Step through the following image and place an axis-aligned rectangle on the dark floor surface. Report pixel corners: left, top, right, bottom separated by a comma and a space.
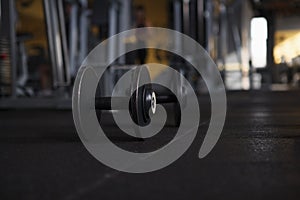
0, 91, 300, 200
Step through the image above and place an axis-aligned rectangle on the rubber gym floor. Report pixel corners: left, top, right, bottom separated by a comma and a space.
0, 91, 300, 200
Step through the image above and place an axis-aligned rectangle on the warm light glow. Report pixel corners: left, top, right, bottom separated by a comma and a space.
274, 32, 300, 64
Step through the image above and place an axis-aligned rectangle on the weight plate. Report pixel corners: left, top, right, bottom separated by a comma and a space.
130, 65, 152, 127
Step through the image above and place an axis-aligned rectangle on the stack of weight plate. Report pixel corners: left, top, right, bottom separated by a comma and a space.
0, 36, 11, 96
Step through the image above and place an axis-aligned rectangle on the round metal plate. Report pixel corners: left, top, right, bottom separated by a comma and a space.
130, 65, 152, 126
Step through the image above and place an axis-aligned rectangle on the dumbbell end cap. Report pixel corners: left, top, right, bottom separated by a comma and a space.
151, 92, 156, 115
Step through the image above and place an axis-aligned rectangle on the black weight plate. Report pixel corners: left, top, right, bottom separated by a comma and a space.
130, 65, 152, 126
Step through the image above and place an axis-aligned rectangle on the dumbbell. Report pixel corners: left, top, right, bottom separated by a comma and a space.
95, 65, 180, 126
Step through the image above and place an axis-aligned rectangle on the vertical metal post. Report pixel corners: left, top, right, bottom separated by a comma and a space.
228, 7, 242, 72
174, 0, 182, 55
183, 0, 190, 36
197, 0, 205, 46
219, 1, 228, 85
43, 0, 58, 86
106, 0, 119, 95
44, 0, 70, 87
190, 0, 197, 40
78, 0, 90, 68
118, 0, 131, 64
51, 0, 64, 86
57, 0, 70, 85
8, 0, 16, 98
0, 0, 2, 28
69, 3, 78, 77
108, 0, 118, 64
266, 13, 275, 84
204, 0, 212, 52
